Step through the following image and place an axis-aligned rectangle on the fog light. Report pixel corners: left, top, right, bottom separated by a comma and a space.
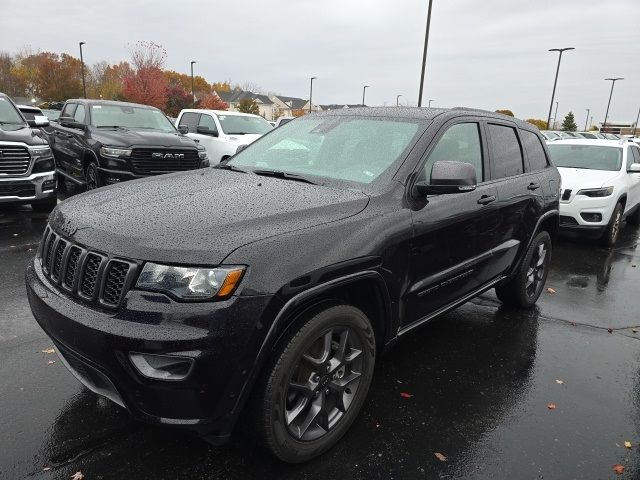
580, 212, 602, 222
129, 352, 194, 381
42, 179, 56, 191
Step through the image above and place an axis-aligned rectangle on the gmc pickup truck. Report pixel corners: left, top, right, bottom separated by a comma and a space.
50, 99, 208, 191
0, 93, 57, 211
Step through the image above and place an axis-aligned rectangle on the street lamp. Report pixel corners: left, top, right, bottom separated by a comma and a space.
79, 42, 87, 98
602, 77, 623, 132
584, 108, 590, 132
417, 0, 435, 107
396, 94, 402, 106
546, 47, 575, 129
309, 77, 317, 113
362, 85, 369, 107
428, 99, 434, 108
190, 61, 197, 107
553, 101, 559, 129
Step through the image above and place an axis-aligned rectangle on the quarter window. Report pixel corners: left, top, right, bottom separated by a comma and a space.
488, 124, 524, 179
521, 130, 548, 171
629, 146, 640, 167
424, 123, 484, 182
178, 112, 200, 133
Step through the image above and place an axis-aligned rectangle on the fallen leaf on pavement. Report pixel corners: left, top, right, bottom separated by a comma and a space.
41, 348, 55, 354
70, 472, 84, 480
547, 287, 556, 294
608, 328, 613, 334
555, 379, 564, 384
613, 464, 624, 474
434, 452, 447, 462
400, 392, 413, 399
624, 441, 632, 448
43, 467, 51, 471
633, 329, 638, 334
571, 322, 576, 326
547, 403, 556, 410
47, 360, 56, 365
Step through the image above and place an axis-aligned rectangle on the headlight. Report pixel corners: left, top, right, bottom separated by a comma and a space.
576, 186, 614, 197
100, 146, 132, 158
28, 146, 52, 158
135, 263, 245, 300
198, 149, 208, 160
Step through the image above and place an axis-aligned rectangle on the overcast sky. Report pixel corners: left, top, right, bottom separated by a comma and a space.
3, 0, 638, 124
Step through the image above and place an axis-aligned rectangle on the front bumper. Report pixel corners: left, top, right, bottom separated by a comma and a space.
25, 258, 279, 440
559, 195, 615, 235
0, 171, 56, 204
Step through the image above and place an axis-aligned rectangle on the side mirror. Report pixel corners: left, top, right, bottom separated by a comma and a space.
235, 144, 248, 154
413, 161, 477, 196
177, 125, 189, 134
196, 126, 218, 137
629, 163, 640, 173
60, 116, 85, 130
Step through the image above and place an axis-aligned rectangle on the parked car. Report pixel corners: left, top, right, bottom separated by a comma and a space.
176, 109, 272, 164
51, 99, 208, 192
18, 105, 57, 136
574, 132, 598, 139
275, 116, 295, 128
541, 130, 561, 141
26, 107, 560, 463
41, 109, 61, 122
548, 139, 640, 245
0, 93, 57, 211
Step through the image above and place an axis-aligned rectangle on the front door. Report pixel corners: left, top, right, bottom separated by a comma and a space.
404, 120, 500, 327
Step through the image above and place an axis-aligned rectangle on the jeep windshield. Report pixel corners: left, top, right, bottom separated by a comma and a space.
548, 144, 622, 171
91, 105, 177, 133
0, 97, 27, 129
228, 116, 421, 185
217, 114, 272, 135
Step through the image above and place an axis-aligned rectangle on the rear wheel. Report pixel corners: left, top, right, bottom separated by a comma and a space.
601, 203, 623, 247
251, 304, 376, 463
85, 161, 101, 191
495, 231, 552, 308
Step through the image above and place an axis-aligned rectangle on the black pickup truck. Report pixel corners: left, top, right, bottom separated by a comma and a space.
50, 99, 208, 191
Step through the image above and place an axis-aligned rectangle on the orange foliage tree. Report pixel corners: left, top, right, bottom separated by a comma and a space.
122, 41, 168, 108
198, 92, 228, 110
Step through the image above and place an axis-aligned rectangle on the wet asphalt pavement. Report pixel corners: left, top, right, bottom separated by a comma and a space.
1, 203, 640, 480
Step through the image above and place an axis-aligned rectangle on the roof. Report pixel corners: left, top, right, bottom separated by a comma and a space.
215, 90, 273, 105
66, 99, 160, 110
546, 139, 627, 147
275, 95, 308, 109
179, 109, 263, 119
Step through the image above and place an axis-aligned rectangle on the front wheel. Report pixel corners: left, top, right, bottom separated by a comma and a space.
251, 304, 376, 463
85, 162, 102, 191
601, 203, 623, 247
495, 231, 552, 308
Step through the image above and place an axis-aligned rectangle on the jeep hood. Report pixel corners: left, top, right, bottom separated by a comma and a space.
557, 167, 620, 191
50, 168, 369, 264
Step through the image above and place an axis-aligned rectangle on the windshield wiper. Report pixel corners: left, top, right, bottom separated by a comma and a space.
253, 169, 319, 185
215, 163, 249, 173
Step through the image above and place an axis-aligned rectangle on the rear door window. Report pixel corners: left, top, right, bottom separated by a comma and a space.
521, 130, 549, 171
487, 124, 524, 179
178, 112, 200, 133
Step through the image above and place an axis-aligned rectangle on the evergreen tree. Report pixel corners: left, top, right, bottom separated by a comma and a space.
561, 111, 578, 131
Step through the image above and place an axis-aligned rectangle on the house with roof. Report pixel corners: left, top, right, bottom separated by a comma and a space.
270, 95, 322, 117
216, 88, 277, 120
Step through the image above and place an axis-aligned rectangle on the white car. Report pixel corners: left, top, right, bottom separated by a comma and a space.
548, 139, 640, 245
175, 109, 272, 163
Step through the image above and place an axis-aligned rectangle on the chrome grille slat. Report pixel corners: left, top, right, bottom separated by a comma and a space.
0, 146, 31, 175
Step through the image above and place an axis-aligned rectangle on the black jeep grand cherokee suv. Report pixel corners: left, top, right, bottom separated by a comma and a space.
26, 107, 560, 463
50, 99, 208, 191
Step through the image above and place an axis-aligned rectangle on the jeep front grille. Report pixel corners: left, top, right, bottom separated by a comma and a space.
39, 226, 138, 308
0, 145, 31, 175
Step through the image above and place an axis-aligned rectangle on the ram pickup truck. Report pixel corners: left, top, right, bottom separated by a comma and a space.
0, 93, 57, 211
51, 99, 208, 191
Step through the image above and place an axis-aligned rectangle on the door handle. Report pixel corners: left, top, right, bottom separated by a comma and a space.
527, 182, 541, 191
477, 195, 496, 205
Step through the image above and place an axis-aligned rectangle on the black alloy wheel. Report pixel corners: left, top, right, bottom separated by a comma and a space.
85, 162, 101, 191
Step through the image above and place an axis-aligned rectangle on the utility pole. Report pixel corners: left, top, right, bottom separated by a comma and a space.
190, 61, 197, 107
362, 85, 369, 107
79, 42, 87, 98
602, 77, 623, 132
396, 94, 402, 106
633, 106, 640, 137
417, 0, 434, 107
309, 77, 317, 113
584, 108, 590, 132
553, 101, 559, 129
546, 47, 574, 129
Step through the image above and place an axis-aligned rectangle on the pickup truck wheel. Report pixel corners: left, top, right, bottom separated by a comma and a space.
252, 304, 375, 463
495, 231, 552, 308
85, 162, 101, 191
30, 198, 57, 212
600, 203, 623, 247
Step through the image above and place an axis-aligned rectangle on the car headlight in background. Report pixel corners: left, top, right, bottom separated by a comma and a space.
28, 146, 52, 158
198, 149, 208, 160
576, 186, 614, 197
100, 146, 132, 158
136, 263, 245, 300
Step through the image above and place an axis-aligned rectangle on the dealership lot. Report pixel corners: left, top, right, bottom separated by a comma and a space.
1, 204, 639, 479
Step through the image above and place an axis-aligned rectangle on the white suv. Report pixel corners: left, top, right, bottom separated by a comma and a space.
548, 139, 640, 245
176, 109, 273, 164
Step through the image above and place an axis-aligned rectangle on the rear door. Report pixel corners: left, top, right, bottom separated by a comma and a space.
485, 122, 543, 275
65, 104, 88, 178
404, 119, 500, 327
52, 103, 77, 173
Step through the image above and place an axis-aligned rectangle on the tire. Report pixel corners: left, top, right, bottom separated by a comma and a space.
495, 231, 552, 308
85, 161, 101, 191
626, 205, 640, 226
600, 203, 623, 247
251, 304, 376, 463
31, 198, 58, 212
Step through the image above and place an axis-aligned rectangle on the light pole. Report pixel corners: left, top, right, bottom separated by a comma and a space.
190, 61, 197, 107
546, 47, 574, 129
362, 85, 369, 107
553, 101, 559, 129
428, 99, 434, 107
633, 106, 640, 137
79, 42, 87, 98
584, 108, 590, 132
309, 77, 317, 113
396, 94, 402, 106
602, 77, 623, 132
417, 0, 434, 107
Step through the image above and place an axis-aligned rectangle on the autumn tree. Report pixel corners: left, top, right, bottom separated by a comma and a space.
198, 92, 228, 111
88, 61, 131, 100
495, 109, 514, 117
292, 109, 307, 117
237, 98, 260, 115
165, 84, 192, 117
164, 70, 210, 99
561, 111, 577, 132
526, 119, 548, 130
122, 41, 168, 109
0, 52, 24, 96
212, 81, 231, 93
